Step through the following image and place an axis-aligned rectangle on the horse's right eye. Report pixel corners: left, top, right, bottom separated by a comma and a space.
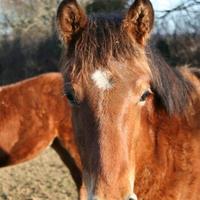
66, 91, 75, 102
65, 90, 80, 106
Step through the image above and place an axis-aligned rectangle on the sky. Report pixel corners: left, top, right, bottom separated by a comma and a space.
0, 0, 184, 13
146, 0, 182, 11
0, 1, 184, 15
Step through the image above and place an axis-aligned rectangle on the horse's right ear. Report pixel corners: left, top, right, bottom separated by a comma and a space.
57, 0, 87, 44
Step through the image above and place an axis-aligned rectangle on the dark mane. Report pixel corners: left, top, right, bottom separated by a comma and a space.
61, 14, 193, 115
148, 48, 193, 115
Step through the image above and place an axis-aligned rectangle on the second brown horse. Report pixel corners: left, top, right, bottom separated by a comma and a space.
0, 72, 85, 199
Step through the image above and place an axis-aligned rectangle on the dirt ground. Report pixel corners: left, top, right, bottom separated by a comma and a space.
0, 148, 77, 200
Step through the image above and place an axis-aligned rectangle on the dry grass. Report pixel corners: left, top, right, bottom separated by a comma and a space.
0, 148, 77, 200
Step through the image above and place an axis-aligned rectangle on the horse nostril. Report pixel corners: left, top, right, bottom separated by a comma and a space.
128, 193, 138, 200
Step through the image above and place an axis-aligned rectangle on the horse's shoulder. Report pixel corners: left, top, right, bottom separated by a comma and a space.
178, 66, 200, 81
178, 67, 200, 100
188, 67, 200, 80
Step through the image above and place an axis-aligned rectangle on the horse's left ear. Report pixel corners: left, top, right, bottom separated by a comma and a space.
57, 0, 87, 44
123, 0, 154, 46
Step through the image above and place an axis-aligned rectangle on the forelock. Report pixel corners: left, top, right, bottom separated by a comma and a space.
61, 13, 141, 79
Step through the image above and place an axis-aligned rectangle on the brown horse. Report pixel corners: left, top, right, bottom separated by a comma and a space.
0, 72, 85, 199
57, 0, 200, 199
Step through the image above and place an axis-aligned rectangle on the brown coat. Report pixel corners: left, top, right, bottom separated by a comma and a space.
0, 73, 83, 196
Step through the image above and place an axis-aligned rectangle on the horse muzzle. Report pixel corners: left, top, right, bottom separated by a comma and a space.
90, 193, 138, 200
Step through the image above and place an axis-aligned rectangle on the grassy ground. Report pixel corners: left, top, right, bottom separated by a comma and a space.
0, 148, 77, 200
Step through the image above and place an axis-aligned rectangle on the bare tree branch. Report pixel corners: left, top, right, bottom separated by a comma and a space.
156, 0, 200, 19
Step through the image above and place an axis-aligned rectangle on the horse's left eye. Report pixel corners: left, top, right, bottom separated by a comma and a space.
140, 90, 152, 102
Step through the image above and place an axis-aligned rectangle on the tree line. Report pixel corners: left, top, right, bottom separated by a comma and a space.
0, 0, 199, 85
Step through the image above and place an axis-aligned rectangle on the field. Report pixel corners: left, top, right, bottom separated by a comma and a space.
0, 148, 77, 200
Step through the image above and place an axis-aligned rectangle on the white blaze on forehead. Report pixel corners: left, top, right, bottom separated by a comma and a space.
91, 69, 113, 90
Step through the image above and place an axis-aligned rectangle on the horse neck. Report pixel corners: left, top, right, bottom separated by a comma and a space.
135, 68, 200, 196
135, 69, 200, 196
